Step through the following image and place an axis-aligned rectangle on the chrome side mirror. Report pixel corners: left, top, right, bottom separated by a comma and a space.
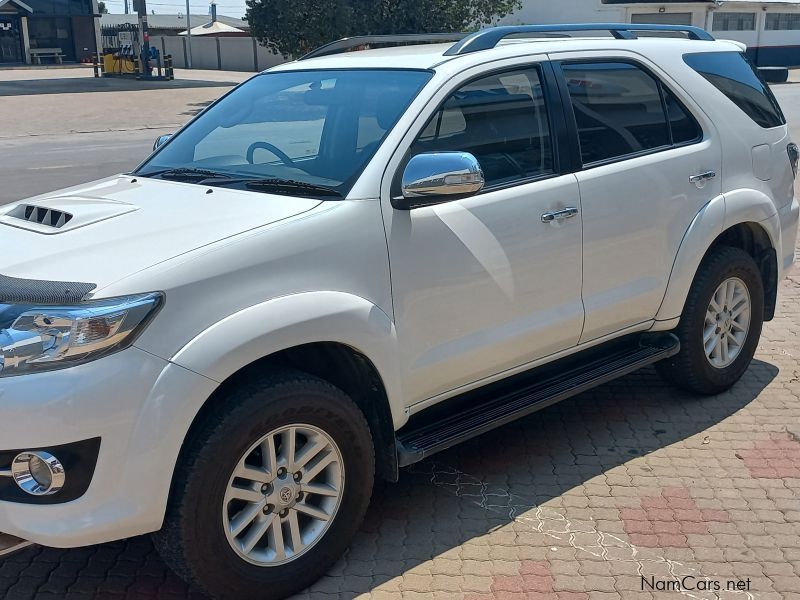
153, 134, 173, 151
398, 152, 484, 209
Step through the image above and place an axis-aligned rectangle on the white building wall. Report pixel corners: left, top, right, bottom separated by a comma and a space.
499, 0, 624, 25
498, 0, 800, 65
152, 35, 285, 72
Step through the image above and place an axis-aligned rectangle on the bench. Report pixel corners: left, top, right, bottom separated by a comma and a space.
30, 48, 65, 64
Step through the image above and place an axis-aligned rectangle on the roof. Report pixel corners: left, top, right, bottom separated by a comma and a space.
0, 0, 32, 13
271, 36, 742, 73
179, 20, 245, 36
101, 13, 249, 31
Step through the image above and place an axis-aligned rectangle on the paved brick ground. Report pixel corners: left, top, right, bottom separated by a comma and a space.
2, 252, 798, 599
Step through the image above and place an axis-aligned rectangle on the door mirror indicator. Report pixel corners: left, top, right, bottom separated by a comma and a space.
398, 152, 484, 209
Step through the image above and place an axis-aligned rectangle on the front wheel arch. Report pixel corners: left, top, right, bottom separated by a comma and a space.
175, 342, 398, 486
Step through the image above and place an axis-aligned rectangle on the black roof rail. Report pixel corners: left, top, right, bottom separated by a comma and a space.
444, 23, 715, 56
300, 33, 468, 61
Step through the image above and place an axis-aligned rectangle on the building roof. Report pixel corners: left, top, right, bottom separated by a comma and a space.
179, 20, 245, 36
0, 0, 32, 14
101, 13, 249, 31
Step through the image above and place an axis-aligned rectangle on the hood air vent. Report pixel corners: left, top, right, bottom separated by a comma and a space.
9, 205, 73, 228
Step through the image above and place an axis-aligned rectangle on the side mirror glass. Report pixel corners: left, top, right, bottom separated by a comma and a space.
398, 152, 484, 209
153, 134, 173, 151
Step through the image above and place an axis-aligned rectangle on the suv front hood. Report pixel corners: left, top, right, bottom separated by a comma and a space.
1, 176, 322, 292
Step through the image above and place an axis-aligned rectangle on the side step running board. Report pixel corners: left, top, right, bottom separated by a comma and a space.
396, 333, 679, 467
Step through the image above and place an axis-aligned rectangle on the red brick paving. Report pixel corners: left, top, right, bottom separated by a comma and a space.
738, 432, 800, 479
465, 561, 589, 600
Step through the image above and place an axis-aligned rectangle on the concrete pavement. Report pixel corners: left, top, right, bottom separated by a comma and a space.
0, 68, 249, 205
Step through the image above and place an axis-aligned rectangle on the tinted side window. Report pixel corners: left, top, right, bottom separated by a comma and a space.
410, 68, 553, 187
665, 89, 702, 144
684, 51, 786, 129
562, 62, 671, 165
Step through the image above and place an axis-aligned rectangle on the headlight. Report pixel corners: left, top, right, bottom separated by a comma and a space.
0, 292, 163, 377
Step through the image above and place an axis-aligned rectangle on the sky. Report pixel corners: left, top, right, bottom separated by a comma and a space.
102, 0, 247, 19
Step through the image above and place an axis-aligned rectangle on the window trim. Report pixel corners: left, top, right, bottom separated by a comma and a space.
553, 58, 704, 172
391, 61, 571, 208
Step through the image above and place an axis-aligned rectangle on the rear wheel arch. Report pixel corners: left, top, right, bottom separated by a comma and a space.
699, 222, 778, 321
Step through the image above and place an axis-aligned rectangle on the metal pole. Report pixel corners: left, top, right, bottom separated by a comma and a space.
137, 0, 152, 79
185, 0, 193, 69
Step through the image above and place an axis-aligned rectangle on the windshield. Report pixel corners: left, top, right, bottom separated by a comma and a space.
136, 69, 432, 197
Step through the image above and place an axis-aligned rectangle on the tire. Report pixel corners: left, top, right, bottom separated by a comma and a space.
657, 246, 764, 395
153, 369, 375, 600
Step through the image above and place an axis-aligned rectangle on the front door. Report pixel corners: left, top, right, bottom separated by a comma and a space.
383, 64, 585, 405
0, 16, 23, 63
551, 54, 723, 342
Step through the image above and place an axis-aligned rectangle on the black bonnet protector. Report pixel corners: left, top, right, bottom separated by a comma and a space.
0, 274, 96, 306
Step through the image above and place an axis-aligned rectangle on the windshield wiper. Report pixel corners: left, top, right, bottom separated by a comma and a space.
243, 178, 342, 198
144, 168, 237, 181
142, 170, 342, 197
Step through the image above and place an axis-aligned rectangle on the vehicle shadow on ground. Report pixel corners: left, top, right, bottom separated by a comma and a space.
0, 360, 778, 599
0, 78, 240, 97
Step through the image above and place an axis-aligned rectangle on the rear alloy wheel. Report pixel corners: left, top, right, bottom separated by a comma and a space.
657, 246, 764, 395
703, 277, 752, 369
153, 370, 375, 600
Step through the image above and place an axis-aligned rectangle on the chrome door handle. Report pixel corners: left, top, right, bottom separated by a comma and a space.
689, 171, 716, 185
541, 207, 579, 223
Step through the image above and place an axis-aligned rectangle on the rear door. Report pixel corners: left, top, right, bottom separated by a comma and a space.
550, 52, 723, 341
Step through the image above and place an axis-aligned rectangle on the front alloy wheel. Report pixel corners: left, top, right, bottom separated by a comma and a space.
153, 370, 375, 600
223, 424, 344, 566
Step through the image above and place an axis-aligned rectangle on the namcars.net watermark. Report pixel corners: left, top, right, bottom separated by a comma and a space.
642, 576, 752, 593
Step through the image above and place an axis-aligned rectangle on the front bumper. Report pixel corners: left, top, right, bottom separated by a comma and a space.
0, 347, 217, 548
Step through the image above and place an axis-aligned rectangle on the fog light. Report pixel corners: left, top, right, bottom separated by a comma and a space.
11, 451, 65, 496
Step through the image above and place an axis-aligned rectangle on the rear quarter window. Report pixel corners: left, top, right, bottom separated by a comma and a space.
683, 51, 786, 129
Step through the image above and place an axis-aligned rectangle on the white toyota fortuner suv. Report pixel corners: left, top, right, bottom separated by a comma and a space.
1, 23, 798, 599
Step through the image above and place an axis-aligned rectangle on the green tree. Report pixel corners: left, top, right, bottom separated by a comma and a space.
246, 0, 521, 58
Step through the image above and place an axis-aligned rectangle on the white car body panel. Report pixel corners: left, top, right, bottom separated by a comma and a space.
0, 176, 321, 289
168, 290, 407, 427
0, 348, 217, 547
384, 174, 584, 404
546, 49, 724, 341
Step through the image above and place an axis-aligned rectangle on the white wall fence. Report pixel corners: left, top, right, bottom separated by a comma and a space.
152, 35, 286, 72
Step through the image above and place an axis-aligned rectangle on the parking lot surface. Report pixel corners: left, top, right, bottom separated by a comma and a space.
0, 69, 799, 600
